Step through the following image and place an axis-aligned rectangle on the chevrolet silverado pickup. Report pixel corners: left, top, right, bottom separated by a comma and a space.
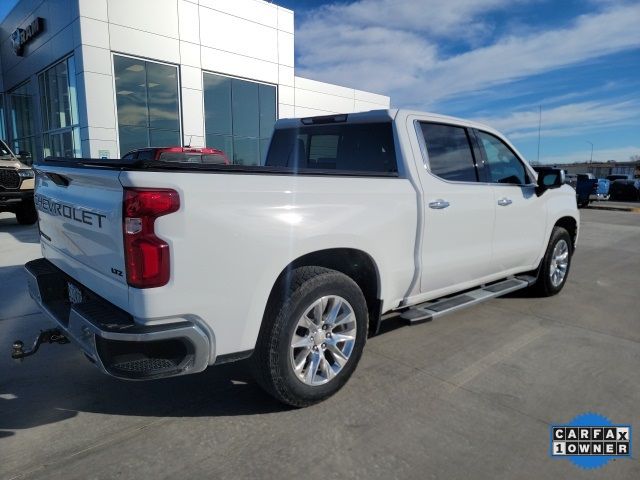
21, 110, 579, 407
0, 139, 37, 224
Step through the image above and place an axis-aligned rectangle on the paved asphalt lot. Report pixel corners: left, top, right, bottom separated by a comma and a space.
1, 209, 639, 479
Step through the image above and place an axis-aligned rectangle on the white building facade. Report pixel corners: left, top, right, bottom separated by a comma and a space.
0, 0, 389, 163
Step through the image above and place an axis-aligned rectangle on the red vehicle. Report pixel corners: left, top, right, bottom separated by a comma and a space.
122, 146, 230, 164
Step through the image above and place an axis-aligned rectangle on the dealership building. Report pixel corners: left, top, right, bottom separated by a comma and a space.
0, 0, 390, 163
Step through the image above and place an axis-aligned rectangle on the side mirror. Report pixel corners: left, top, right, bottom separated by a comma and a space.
534, 168, 565, 196
18, 150, 32, 159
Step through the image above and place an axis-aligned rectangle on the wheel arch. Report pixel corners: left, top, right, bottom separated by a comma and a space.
554, 215, 578, 251
263, 248, 383, 337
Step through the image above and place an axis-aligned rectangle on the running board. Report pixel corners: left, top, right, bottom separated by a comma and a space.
400, 275, 536, 325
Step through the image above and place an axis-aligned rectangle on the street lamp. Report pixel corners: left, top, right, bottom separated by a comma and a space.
585, 141, 593, 163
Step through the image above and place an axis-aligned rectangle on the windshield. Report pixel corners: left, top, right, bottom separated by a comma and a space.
0, 139, 14, 159
158, 151, 229, 165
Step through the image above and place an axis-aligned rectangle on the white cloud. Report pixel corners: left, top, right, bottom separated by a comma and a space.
295, 1, 640, 107
475, 100, 640, 139
541, 146, 640, 164
305, 0, 523, 38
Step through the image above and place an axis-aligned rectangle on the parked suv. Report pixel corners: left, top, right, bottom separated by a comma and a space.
606, 174, 632, 182
609, 179, 640, 201
122, 146, 230, 164
0, 139, 37, 224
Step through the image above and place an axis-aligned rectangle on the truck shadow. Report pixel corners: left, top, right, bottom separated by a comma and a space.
0, 277, 548, 437
0, 215, 40, 244
0, 356, 289, 437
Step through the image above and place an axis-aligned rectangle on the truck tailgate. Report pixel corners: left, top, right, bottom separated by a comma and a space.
34, 165, 129, 310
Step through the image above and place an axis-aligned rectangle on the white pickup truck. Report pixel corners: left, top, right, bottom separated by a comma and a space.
21, 110, 578, 407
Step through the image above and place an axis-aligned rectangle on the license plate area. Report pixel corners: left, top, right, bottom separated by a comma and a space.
67, 282, 84, 304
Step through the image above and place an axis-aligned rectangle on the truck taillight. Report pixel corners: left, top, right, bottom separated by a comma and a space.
123, 188, 180, 288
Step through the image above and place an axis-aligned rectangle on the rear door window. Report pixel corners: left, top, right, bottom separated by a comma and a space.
419, 123, 479, 182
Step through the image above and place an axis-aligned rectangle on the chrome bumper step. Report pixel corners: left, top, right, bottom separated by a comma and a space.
400, 275, 536, 325
23, 258, 211, 380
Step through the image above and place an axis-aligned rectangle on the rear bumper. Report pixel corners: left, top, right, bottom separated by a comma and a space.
25, 258, 211, 380
0, 190, 32, 208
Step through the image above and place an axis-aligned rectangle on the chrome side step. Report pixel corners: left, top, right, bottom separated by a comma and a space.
400, 275, 536, 325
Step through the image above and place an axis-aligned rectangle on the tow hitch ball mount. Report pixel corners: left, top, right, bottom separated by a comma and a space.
12, 328, 70, 360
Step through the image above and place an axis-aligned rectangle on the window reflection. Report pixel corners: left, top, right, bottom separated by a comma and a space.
232, 80, 259, 138
114, 55, 180, 156
203, 72, 276, 165
39, 56, 81, 158
9, 81, 37, 164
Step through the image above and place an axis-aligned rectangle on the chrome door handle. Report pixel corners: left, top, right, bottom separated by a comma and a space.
497, 197, 513, 206
428, 199, 450, 209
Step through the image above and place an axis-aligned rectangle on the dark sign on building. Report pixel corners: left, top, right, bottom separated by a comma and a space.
11, 17, 44, 56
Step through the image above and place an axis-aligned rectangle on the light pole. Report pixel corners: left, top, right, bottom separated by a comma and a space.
586, 141, 593, 164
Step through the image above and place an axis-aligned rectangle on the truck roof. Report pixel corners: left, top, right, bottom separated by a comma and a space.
275, 109, 500, 136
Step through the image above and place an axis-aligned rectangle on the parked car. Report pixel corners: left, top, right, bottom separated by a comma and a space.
0, 138, 38, 224
590, 178, 610, 201
609, 179, 640, 201
21, 110, 579, 407
122, 146, 230, 164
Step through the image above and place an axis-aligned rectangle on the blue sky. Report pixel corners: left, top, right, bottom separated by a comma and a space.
279, 0, 640, 164
0, 1, 16, 24
2, 0, 638, 164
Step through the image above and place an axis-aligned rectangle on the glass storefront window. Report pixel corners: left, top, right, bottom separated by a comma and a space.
39, 56, 81, 158
114, 55, 181, 156
8, 82, 37, 164
203, 73, 276, 166
0, 94, 6, 141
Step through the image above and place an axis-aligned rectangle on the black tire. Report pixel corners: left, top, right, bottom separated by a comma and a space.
532, 226, 573, 297
15, 201, 38, 225
251, 266, 368, 407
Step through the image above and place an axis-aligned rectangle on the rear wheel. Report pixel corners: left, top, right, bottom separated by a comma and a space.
251, 266, 368, 407
532, 226, 572, 296
15, 201, 38, 225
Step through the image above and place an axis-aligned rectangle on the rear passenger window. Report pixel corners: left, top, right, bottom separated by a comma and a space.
266, 122, 397, 174
420, 123, 478, 182
477, 131, 529, 185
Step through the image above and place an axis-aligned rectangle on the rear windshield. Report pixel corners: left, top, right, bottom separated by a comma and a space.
266, 122, 397, 174
158, 152, 228, 164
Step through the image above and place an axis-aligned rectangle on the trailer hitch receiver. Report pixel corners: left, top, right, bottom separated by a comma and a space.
12, 328, 70, 360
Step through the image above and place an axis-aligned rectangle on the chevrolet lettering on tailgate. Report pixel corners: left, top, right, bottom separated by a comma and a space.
35, 193, 106, 228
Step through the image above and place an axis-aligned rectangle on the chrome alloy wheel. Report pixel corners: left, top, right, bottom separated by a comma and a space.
549, 239, 569, 287
289, 295, 357, 386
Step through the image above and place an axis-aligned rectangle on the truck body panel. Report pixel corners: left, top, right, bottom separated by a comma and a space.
26, 108, 579, 380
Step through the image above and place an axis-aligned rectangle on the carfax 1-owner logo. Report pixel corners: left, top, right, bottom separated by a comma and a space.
550, 412, 632, 469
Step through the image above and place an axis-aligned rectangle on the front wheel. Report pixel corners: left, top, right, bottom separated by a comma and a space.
532, 226, 573, 296
251, 267, 368, 407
